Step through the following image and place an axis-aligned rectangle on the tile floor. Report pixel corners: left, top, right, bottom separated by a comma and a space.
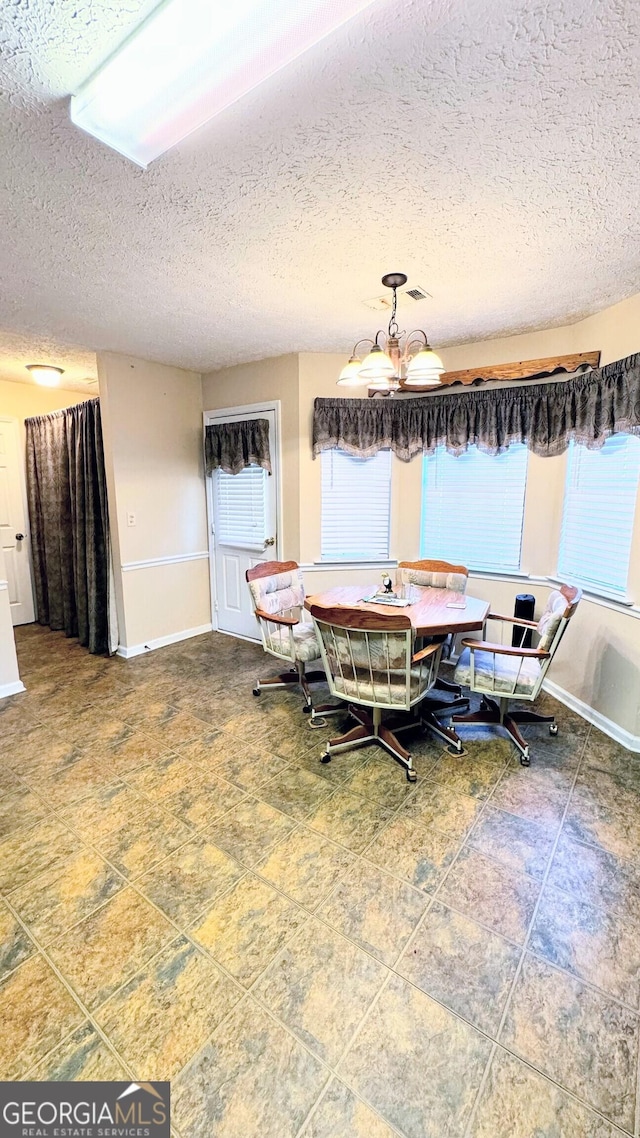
1, 623, 639, 1136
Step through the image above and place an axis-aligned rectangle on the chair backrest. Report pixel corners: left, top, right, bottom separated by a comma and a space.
309, 604, 440, 710
246, 560, 305, 617
536, 584, 581, 653
398, 559, 468, 595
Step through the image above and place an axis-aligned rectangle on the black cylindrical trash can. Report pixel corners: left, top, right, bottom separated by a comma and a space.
513, 593, 535, 647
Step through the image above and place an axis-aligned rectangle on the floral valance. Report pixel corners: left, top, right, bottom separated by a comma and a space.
205, 418, 272, 476
313, 352, 640, 460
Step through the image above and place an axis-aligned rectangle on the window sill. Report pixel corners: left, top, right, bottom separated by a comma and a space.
307, 559, 398, 571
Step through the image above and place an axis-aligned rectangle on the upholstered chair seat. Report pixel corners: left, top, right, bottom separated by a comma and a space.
246, 560, 341, 726
452, 585, 581, 765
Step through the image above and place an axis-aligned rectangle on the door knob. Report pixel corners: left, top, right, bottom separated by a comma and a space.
15, 533, 24, 541
264, 537, 275, 547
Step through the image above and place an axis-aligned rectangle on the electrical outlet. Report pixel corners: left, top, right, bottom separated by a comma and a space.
126, 511, 136, 527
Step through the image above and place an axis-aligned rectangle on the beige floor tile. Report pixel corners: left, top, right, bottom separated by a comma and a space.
490, 766, 573, 827
10, 847, 124, 945
0, 954, 84, 1078
439, 847, 540, 945
48, 887, 174, 1011
319, 860, 427, 965
214, 749, 291, 793
469, 806, 556, 881
339, 972, 491, 1138
400, 781, 483, 838
95, 807, 192, 879
398, 901, 520, 1035
96, 935, 241, 1078
301, 1079, 397, 1138
25, 754, 113, 809
164, 775, 246, 829
470, 1046, 621, 1137
429, 752, 505, 798
564, 769, 640, 861
530, 884, 640, 1007
343, 757, 418, 810
60, 781, 153, 843
0, 899, 36, 979
500, 953, 639, 1130
258, 766, 334, 820
0, 782, 50, 838
125, 752, 203, 801
173, 997, 328, 1138
256, 827, 354, 909
255, 918, 386, 1064
30, 1021, 128, 1080
306, 788, 393, 853
0, 817, 84, 894
137, 836, 244, 926
207, 797, 297, 867
548, 832, 640, 923
365, 814, 459, 892
190, 874, 306, 986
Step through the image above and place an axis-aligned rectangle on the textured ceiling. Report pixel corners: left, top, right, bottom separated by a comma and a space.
0, 0, 639, 374
0, 330, 97, 391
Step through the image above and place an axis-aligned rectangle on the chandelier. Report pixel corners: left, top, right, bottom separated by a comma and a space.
337, 273, 445, 392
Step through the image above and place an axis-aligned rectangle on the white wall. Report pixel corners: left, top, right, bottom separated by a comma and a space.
98, 352, 211, 655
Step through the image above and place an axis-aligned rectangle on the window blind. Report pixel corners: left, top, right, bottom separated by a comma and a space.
421, 445, 528, 572
321, 448, 391, 560
558, 434, 640, 600
214, 463, 267, 548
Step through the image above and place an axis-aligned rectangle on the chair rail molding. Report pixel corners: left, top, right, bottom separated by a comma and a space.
120, 551, 209, 572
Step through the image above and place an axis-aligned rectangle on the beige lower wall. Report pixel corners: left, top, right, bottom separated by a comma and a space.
98, 352, 210, 652
120, 558, 211, 651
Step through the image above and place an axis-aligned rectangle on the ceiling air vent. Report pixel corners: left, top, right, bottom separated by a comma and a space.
362, 283, 431, 311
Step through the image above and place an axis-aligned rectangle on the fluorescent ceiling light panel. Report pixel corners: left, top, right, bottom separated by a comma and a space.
71, 0, 378, 167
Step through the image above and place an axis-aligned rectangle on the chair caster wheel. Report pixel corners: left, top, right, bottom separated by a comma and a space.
302, 705, 311, 714
520, 754, 531, 766
320, 752, 332, 764
252, 688, 261, 697
406, 769, 417, 783
549, 724, 558, 736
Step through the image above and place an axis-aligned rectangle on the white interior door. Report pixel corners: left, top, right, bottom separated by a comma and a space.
0, 417, 36, 625
209, 408, 278, 640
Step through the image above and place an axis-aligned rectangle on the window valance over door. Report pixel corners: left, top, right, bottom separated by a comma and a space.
312, 352, 640, 460
204, 418, 272, 476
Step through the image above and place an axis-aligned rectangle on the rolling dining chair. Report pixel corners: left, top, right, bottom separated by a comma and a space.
309, 603, 454, 781
451, 584, 582, 765
246, 561, 341, 727
397, 558, 469, 702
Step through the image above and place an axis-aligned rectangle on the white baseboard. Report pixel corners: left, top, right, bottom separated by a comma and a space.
116, 623, 213, 660
543, 677, 640, 754
0, 680, 26, 700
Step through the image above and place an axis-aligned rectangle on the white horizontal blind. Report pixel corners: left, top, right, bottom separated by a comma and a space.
214, 464, 267, 548
558, 434, 640, 599
421, 444, 528, 572
321, 448, 391, 560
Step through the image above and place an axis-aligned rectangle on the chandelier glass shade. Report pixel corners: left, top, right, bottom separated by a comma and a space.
337, 274, 444, 392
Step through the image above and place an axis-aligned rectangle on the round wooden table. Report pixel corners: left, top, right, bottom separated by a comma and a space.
304, 583, 489, 638
305, 583, 490, 756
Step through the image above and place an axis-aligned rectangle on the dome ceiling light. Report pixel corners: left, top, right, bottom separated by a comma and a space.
26, 365, 65, 387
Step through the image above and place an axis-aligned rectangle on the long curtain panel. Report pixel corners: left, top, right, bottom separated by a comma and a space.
313, 352, 640, 460
25, 398, 111, 655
